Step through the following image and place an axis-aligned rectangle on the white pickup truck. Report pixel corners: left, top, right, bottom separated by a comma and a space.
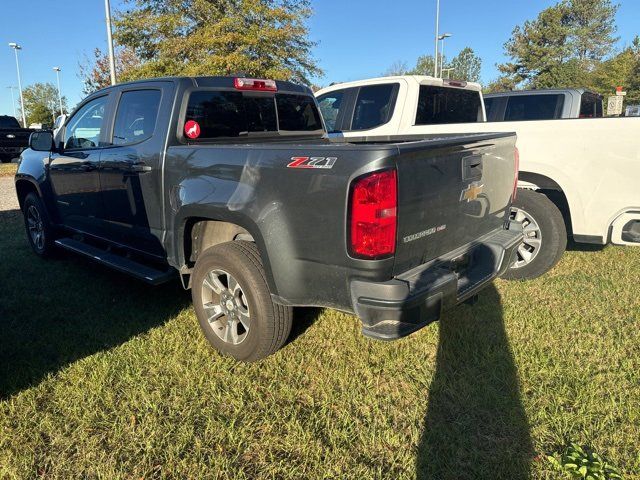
316, 76, 640, 279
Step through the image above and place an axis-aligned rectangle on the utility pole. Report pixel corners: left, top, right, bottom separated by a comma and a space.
7, 86, 17, 118
434, 0, 440, 78
53, 67, 64, 115
8, 43, 27, 127
104, 0, 117, 85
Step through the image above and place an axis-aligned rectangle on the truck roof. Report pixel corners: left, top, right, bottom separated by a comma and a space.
485, 88, 602, 98
318, 75, 483, 94
89, 76, 313, 96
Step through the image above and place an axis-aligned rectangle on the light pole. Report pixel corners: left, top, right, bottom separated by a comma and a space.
104, 0, 117, 85
53, 67, 64, 115
438, 33, 452, 79
434, 0, 440, 77
8, 43, 27, 127
7, 86, 17, 118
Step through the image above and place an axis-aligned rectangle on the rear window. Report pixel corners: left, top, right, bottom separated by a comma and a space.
504, 94, 564, 121
415, 86, 482, 125
483, 97, 498, 120
0, 117, 20, 129
185, 91, 322, 140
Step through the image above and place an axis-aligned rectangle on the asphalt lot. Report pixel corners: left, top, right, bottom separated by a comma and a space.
0, 177, 18, 212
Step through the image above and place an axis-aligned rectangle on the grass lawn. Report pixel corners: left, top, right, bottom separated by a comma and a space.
0, 163, 17, 177
1, 209, 639, 479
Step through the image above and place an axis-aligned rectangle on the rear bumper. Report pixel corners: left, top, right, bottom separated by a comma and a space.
350, 223, 523, 340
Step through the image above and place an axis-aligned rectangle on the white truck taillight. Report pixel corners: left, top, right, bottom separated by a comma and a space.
349, 169, 398, 259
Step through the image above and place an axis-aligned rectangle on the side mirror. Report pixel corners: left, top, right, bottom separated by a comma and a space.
29, 131, 54, 152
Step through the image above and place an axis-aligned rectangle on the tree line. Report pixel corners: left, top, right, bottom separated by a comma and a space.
387, 0, 640, 104
15, 0, 640, 124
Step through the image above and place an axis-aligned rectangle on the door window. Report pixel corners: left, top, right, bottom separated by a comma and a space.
64, 96, 109, 150
113, 90, 161, 145
317, 91, 345, 132
351, 84, 397, 130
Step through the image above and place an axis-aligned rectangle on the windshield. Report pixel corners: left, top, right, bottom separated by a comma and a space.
185, 91, 323, 140
0, 116, 21, 129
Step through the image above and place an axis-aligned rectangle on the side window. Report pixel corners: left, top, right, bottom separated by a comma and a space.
64, 96, 109, 150
579, 94, 601, 118
504, 94, 564, 121
317, 91, 345, 132
113, 90, 161, 145
351, 84, 397, 130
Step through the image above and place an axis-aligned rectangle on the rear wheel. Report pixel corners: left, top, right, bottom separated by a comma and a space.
502, 189, 567, 280
191, 241, 293, 362
22, 192, 56, 257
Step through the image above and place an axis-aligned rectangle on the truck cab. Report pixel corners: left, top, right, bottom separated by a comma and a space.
484, 89, 604, 121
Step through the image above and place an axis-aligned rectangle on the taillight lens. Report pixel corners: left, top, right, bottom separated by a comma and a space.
349, 169, 398, 259
513, 147, 520, 201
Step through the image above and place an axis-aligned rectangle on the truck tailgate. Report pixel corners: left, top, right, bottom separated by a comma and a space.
392, 133, 517, 275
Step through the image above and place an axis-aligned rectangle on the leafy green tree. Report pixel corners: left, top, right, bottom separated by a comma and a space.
497, 0, 619, 89
78, 47, 141, 95
588, 41, 640, 102
449, 47, 482, 82
113, 0, 321, 84
22, 83, 68, 126
408, 54, 439, 76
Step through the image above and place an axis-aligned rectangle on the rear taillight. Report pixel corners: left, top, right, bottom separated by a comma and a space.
349, 169, 398, 259
512, 147, 520, 201
234, 77, 277, 92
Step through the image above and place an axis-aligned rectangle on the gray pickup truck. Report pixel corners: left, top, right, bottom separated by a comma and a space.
16, 76, 522, 361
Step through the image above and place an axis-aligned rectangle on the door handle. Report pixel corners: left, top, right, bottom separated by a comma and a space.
80, 162, 96, 172
129, 162, 152, 173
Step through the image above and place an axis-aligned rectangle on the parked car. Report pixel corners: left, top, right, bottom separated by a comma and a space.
16, 76, 522, 361
316, 76, 640, 279
0, 115, 34, 163
484, 89, 604, 121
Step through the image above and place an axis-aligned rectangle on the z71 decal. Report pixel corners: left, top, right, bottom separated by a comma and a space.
287, 156, 337, 169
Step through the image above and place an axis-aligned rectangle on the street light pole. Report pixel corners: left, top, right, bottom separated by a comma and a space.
434, 0, 440, 78
7, 86, 17, 118
104, 0, 117, 85
8, 43, 27, 127
53, 67, 64, 115
438, 33, 452, 79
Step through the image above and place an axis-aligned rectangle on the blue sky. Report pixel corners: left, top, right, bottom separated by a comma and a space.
1, 0, 639, 117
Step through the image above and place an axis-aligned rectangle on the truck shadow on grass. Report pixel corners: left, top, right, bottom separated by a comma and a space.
416, 285, 534, 480
0, 210, 192, 400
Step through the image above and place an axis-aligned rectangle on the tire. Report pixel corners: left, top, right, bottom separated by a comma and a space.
22, 192, 56, 257
502, 189, 567, 280
191, 241, 293, 362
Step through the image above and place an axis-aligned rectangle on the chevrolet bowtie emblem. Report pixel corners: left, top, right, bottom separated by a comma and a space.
461, 183, 484, 202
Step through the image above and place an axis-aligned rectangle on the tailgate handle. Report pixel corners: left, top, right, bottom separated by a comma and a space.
462, 154, 483, 180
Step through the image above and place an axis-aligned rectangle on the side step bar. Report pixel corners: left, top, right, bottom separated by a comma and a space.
55, 238, 175, 285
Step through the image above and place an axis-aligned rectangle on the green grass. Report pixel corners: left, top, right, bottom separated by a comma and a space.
0, 163, 17, 177
1, 210, 639, 479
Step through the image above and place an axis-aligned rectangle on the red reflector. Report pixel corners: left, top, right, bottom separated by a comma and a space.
513, 147, 520, 201
234, 77, 277, 92
350, 169, 398, 259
